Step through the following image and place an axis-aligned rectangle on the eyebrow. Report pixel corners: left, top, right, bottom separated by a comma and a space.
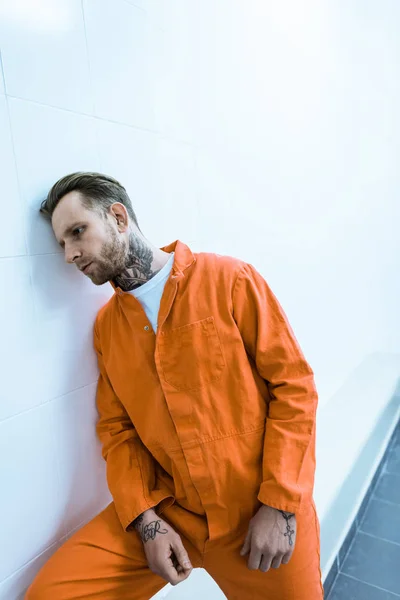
58, 222, 84, 248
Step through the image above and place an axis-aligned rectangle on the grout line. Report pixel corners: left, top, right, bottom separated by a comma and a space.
0, 49, 6, 92
3, 84, 37, 325
1, 252, 66, 259
385, 466, 400, 475
29, 251, 62, 257
357, 529, 400, 548
0, 538, 61, 586
358, 490, 375, 521
372, 493, 400, 508
120, 0, 146, 12
4, 93, 200, 149
80, 0, 96, 117
0, 381, 97, 424
376, 471, 400, 480
325, 557, 340, 600
6, 93, 94, 118
3, 92, 29, 257
330, 417, 400, 597
337, 526, 358, 571
340, 572, 400, 597
0, 253, 29, 261
336, 473, 393, 571
48, 394, 69, 538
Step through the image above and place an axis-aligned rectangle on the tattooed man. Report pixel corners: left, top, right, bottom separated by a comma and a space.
27, 173, 324, 600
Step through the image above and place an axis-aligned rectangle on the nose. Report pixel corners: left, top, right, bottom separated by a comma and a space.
64, 244, 81, 265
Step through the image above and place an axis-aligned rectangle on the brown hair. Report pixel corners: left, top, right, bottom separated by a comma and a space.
40, 171, 140, 229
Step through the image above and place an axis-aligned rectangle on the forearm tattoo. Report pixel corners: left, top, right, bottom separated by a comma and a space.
133, 514, 168, 543
278, 510, 295, 546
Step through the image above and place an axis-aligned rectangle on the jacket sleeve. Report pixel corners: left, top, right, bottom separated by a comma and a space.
94, 320, 175, 531
232, 262, 318, 514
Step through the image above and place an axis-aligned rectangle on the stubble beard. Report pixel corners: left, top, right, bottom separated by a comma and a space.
87, 227, 158, 290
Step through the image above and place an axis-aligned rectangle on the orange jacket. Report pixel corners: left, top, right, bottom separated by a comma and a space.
94, 240, 318, 541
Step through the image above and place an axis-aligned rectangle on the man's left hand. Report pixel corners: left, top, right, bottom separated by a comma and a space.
240, 505, 297, 572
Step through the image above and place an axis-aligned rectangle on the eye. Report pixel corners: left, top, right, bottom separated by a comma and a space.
73, 226, 85, 236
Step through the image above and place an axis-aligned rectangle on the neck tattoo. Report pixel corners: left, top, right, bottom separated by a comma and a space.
113, 233, 160, 292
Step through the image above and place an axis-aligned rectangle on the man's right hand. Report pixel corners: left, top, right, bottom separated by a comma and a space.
132, 508, 193, 586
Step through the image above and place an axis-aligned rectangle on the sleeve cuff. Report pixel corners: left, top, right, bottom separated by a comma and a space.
122, 493, 176, 533
257, 482, 307, 515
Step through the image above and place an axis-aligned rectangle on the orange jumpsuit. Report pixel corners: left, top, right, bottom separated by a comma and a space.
26, 240, 324, 599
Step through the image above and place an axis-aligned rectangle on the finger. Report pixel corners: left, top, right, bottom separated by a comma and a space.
163, 554, 191, 586
240, 531, 251, 556
171, 553, 185, 575
170, 537, 193, 571
259, 553, 273, 572
281, 551, 292, 565
161, 556, 182, 585
270, 554, 283, 569
171, 554, 181, 571
248, 543, 262, 570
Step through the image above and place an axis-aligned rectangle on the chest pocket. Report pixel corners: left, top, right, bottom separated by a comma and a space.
158, 316, 225, 391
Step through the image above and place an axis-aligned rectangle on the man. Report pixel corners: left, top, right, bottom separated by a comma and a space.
26, 172, 324, 600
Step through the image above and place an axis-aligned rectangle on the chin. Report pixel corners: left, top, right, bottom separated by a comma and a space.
91, 275, 109, 286
95, 269, 116, 286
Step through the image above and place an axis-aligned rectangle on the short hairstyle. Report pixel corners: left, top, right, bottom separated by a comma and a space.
40, 171, 140, 228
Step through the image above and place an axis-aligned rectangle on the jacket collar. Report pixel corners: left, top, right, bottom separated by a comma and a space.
109, 239, 195, 294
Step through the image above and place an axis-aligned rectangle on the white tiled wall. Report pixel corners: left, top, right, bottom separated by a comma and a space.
0, 0, 92, 113
0, 1, 399, 599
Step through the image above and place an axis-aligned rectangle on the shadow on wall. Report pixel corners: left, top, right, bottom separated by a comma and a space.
30, 240, 113, 532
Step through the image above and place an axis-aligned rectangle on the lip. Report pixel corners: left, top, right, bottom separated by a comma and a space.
82, 262, 92, 273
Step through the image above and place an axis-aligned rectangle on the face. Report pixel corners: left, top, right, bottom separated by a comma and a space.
52, 191, 128, 285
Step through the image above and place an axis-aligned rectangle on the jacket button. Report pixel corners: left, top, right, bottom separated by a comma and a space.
144, 325, 150, 331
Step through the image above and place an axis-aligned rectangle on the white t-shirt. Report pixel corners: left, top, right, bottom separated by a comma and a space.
128, 253, 174, 333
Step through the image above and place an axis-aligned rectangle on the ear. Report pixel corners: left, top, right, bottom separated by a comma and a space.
110, 203, 129, 231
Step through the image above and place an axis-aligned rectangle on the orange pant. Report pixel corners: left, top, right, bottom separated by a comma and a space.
25, 501, 324, 600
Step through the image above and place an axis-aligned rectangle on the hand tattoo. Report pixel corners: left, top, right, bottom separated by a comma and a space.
278, 510, 295, 546
133, 514, 168, 543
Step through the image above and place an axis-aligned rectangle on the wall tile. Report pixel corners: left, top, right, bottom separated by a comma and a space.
148, 10, 198, 144
84, 0, 154, 130
385, 432, 400, 475
374, 472, 400, 506
341, 531, 400, 595
0, 257, 37, 420
0, 252, 112, 421
96, 120, 198, 247
0, 0, 92, 113
51, 384, 111, 534
96, 117, 158, 227
29, 252, 112, 404
7, 98, 100, 256
194, 148, 242, 255
146, 0, 186, 32
359, 497, 400, 545
0, 50, 5, 94
323, 557, 339, 598
0, 95, 26, 257
327, 573, 399, 600
0, 540, 61, 600
152, 137, 198, 246
338, 519, 357, 567
0, 403, 66, 582
123, 0, 146, 10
